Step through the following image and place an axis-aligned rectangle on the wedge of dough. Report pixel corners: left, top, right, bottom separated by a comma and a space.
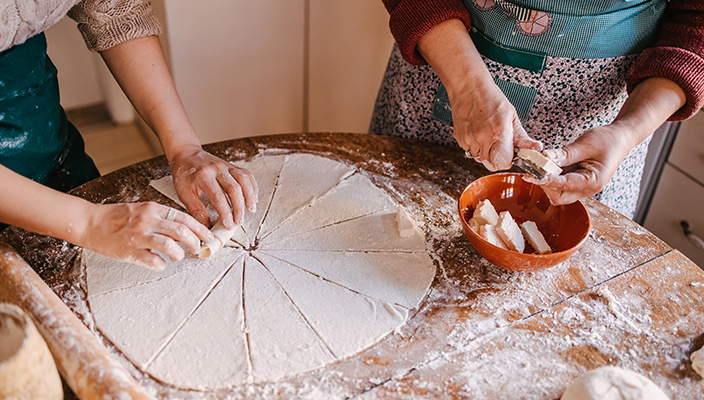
84, 247, 245, 298
260, 172, 396, 241
258, 253, 408, 358
232, 155, 285, 243
87, 248, 244, 370
257, 153, 355, 238
145, 256, 249, 389
262, 210, 426, 252
244, 257, 334, 382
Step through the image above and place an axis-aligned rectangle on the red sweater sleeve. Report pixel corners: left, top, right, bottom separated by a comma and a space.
383, 0, 472, 66
627, 0, 704, 121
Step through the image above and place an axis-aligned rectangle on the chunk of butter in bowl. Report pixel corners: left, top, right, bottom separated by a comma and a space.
458, 173, 591, 272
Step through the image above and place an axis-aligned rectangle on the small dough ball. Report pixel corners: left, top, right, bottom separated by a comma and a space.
690, 345, 704, 378
561, 366, 669, 400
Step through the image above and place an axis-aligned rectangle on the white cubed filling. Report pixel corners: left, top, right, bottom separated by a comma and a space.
495, 211, 525, 253
396, 206, 417, 238
472, 199, 500, 226
521, 220, 552, 254
479, 224, 507, 249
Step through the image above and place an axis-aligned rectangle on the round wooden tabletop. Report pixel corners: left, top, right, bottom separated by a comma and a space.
2, 132, 703, 399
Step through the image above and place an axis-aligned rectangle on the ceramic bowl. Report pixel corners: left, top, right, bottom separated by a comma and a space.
458, 173, 591, 272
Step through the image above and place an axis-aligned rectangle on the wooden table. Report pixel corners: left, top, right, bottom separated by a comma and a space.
1, 132, 703, 399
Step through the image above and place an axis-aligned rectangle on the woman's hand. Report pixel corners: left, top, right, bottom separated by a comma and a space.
81, 202, 214, 270
99, 36, 257, 229
523, 125, 632, 205
449, 78, 541, 170
169, 145, 258, 229
525, 76, 686, 206
417, 19, 542, 170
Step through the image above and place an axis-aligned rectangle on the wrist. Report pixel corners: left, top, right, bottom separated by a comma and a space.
164, 141, 203, 167
70, 201, 101, 249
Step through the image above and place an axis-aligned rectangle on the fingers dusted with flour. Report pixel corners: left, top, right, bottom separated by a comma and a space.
170, 146, 259, 229
80, 202, 214, 270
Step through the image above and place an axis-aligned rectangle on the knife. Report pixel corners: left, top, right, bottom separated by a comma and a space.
465, 148, 562, 180
513, 148, 562, 180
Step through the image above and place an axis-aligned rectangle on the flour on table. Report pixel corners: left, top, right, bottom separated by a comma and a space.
84, 153, 436, 390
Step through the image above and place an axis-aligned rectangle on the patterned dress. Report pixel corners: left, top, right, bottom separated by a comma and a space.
371, 0, 668, 218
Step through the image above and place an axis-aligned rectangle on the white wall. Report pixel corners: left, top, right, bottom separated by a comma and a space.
164, 1, 306, 143
308, 0, 393, 133
164, 0, 394, 144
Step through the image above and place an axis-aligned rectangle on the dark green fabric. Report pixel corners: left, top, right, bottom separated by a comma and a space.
0, 33, 99, 189
469, 28, 547, 73
0, 33, 100, 231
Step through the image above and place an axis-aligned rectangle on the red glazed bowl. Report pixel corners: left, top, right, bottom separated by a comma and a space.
458, 173, 591, 272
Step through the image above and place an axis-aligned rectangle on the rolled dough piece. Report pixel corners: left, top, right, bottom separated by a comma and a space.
86, 153, 436, 390
561, 366, 669, 400
198, 219, 238, 259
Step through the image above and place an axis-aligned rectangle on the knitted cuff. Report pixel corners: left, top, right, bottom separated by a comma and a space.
628, 47, 704, 121
388, 0, 471, 66
69, 0, 162, 52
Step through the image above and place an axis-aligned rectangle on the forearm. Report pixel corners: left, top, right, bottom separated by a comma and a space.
99, 36, 202, 164
611, 77, 686, 152
0, 165, 95, 245
385, 0, 472, 66
416, 19, 493, 99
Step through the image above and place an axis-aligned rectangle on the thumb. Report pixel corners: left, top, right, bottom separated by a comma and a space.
512, 120, 543, 152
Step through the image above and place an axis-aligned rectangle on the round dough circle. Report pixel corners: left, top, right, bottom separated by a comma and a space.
561, 366, 669, 400
83, 154, 436, 390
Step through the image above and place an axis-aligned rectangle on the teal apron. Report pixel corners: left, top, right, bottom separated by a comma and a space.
432, 0, 667, 124
0, 33, 100, 229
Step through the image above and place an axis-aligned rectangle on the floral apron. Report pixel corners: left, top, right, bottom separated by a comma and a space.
370, 0, 667, 218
